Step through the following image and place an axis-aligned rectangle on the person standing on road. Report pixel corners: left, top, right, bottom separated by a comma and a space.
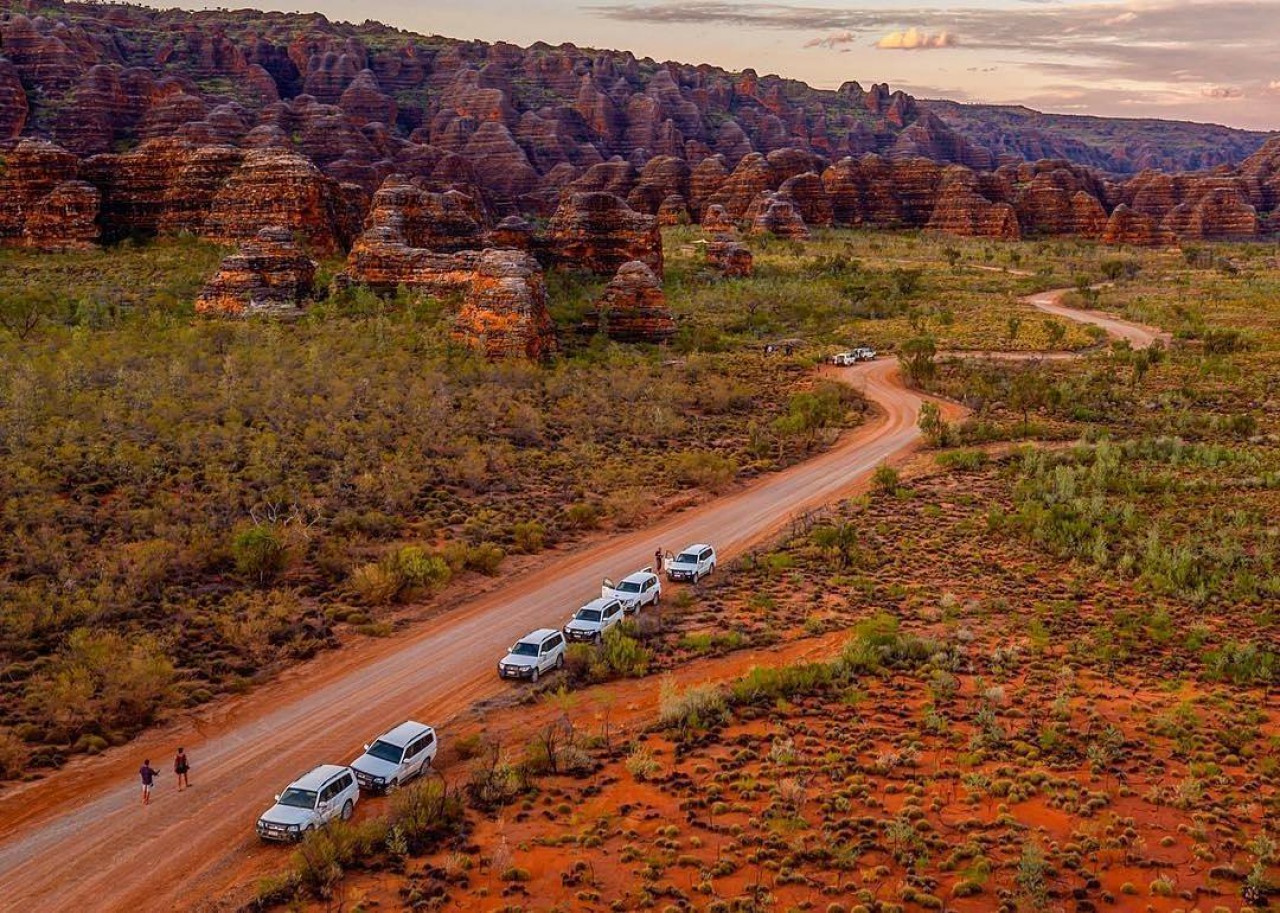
654, 548, 663, 573
139, 760, 159, 806
174, 748, 190, 791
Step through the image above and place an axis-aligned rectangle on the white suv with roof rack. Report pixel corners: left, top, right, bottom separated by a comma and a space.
498, 628, 566, 682
563, 596, 626, 643
602, 567, 661, 613
256, 764, 359, 842
666, 543, 716, 583
351, 720, 438, 793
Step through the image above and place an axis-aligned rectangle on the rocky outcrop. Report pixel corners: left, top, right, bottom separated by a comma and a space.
0, 139, 99, 249
657, 193, 690, 225
777, 172, 832, 228
195, 226, 317, 317
0, 59, 28, 143
363, 176, 486, 252
746, 192, 809, 239
701, 203, 736, 234
1102, 204, 1174, 247
706, 240, 753, 277
709, 153, 774, 221
580, 260, 676, 343
926, 168, 1020, 240
1172, 188, 1259, 240
342, 222, 555, 359
454, 249, 557, 360
1069, 191, 1108, 239
203, 149, 361, 254
543, 192, 663, 277
0, 3, 1276, 253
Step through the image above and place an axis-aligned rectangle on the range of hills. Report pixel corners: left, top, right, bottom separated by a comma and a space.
2, 0, 1280, 274
925, 101, 1273, 175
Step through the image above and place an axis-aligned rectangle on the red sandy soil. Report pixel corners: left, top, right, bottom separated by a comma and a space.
0, 290, 1157, 912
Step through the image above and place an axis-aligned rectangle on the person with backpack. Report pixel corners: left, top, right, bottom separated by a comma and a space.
174, 748, 190, 791
139, 760, 159, 806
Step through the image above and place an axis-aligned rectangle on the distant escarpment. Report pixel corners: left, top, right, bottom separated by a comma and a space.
0, 0, 1277, 257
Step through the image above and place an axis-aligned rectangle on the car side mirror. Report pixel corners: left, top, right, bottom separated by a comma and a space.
602, 577, 614, 589
274, 794, 280, 801
363, 744, 370, 751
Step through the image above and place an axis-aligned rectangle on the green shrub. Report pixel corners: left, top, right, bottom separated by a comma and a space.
232, 524, 289, 585
670, 451, 738, 491
388, 778, 465, 853
872, 464, 900, 494
0, 729, 25, 778
658, 677, 727, 732
512, 520, 547, 553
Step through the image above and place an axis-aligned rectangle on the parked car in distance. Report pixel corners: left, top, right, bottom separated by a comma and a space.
602, 567, 661, 613
351, 720, 438, 793
563, 596, 626, 643
830, 348, 877, 365
666, 544, 716, 582
498, 628, 566, 682
256, 764, 358, 842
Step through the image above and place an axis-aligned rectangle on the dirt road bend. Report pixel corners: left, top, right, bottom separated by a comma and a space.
0, 288, 1158, 912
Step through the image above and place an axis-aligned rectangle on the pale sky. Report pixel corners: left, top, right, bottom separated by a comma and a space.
153, 0, 1280, 130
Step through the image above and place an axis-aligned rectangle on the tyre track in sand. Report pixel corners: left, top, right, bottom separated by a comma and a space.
0, 288, 1164, 912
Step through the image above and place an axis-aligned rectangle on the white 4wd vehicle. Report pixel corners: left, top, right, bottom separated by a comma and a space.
351, 720, 438, 792
602, 567, 661, 613
853, 346, 877, 361
830, 351, 859, 366
498, 628, 566, 682
564, 596, 626, 643
666, 544, 716, 583
256, 764, 359, 842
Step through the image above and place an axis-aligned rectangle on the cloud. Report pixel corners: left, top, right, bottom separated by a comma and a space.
804, 31, 856, 49
1201, 85, 1244, 99
875, 27, 955, 50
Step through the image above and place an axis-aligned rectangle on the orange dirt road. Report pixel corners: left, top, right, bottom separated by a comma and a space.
0, 289, 1159, 912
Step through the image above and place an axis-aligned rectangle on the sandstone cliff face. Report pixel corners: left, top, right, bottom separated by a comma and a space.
544, 192, 663, 277
580, 260, 676, 343
195, 226, 317, 317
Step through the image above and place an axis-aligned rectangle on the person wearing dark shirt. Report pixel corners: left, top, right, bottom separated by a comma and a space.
139, 760, 159, 806
174, 748, 190, 791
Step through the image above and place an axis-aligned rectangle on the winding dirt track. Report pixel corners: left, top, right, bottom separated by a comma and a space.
0, 289, 1163, 912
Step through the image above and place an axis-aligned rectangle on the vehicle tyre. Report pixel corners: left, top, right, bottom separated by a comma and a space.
389, 778, 399, 791
341, 799, 354, 822
654, 591, 661, 605
531, 666, 540, 684
556, 653, 565, 669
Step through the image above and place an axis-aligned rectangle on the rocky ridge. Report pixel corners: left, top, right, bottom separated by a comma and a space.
0, 0, 1277, 253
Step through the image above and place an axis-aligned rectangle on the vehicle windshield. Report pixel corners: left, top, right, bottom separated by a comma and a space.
277, 787, 317, 809
616, 581, 642, 593
510, 641, 539, 657
575, 608, 603, 622
365, 740, 403, 763
675, 552, 698, 564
